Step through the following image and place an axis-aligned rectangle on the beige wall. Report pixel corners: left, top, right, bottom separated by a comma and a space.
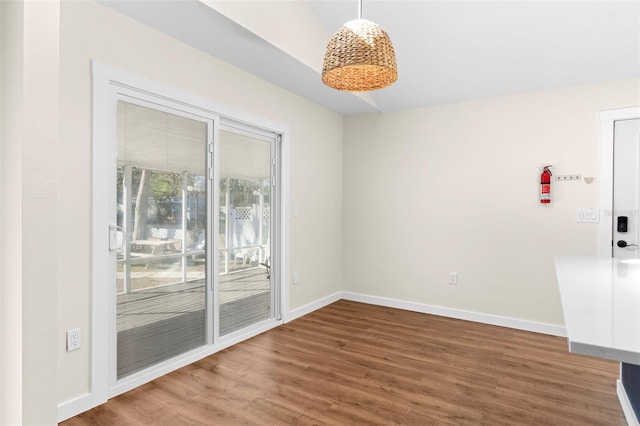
343, 78, 640, 326
2, 1, 60, 424
0, 2, 23, 423
58, 1, 343, 405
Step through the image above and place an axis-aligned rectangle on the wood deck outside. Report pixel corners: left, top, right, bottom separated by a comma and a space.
117, 267, 270, 330
117, 268, 270, 378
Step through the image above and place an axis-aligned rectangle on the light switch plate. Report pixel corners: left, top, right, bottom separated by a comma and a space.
576, 208, 599, 223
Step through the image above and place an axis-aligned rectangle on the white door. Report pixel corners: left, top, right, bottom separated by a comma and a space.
612, 118, 640, 260
114, 98, 214, 381
217, 126, 281, 337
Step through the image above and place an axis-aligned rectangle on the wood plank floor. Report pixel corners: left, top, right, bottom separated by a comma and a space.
61, 300, 626, 425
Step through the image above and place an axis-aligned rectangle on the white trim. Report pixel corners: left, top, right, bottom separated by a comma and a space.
284, 292, 563, 338
342, 292, 566, 337
599, 106, 640, 257
618, 379, 640, 426
285, 292, 342, 323
57, 393, 93, 424
211, 118, 220, 345
281, 131, 291, 323
91, 61, 114, 412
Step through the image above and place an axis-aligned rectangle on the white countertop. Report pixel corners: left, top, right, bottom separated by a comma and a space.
555, 255, 640, 365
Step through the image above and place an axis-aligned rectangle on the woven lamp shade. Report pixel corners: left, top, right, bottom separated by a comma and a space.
322, 19, 397, 92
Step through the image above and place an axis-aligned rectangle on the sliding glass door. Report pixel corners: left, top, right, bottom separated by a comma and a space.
94, 66, 286, 401
111, 98, 281, 384
115, 100, 211, 379
218, 127, 279, 336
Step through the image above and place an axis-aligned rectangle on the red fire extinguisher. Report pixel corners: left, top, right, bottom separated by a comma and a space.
540, 166, 552, 203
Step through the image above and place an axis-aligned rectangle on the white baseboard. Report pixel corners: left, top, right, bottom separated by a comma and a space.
284, 291, 342, 323
341, 292, 566, 337
58, 392, 100, 423
618, 379, 640, 426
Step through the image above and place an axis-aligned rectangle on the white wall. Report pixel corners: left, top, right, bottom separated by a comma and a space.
0, 3, 20, 423
1, 1, 60, 424
343, 78, 640, 326
58, 0, 342, 407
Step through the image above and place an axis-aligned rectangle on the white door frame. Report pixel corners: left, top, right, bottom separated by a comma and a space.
87, 61, 290, 418
599, 106, 640, 257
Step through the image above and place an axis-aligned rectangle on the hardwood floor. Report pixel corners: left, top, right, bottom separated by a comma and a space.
62, 300, 626, 425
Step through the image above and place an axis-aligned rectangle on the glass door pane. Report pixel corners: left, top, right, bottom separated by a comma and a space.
219, 129, 273, 336
116, 100, 209, 379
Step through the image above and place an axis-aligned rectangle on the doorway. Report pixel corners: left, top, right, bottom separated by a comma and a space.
599, 107, 640, 258
92, 64, 285, 401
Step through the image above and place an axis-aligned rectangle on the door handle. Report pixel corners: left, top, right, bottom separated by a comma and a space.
109, 225, 125, 251
617, 240, 639, 248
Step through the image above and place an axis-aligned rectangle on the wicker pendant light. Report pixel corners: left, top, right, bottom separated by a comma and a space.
322, 1, 397, 92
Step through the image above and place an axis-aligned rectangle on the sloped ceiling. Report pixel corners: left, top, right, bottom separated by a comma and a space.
100, 0, 640, 115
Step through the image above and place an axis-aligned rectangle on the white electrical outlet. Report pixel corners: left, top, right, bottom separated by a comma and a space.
67, 328, 81, 352
448, 272, 458, 285
293, 271, 300, 285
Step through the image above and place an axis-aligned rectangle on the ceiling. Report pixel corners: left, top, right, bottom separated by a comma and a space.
100, 1, 640, 115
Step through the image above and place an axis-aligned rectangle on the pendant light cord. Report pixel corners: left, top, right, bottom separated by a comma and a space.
359, 0, 362, 20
